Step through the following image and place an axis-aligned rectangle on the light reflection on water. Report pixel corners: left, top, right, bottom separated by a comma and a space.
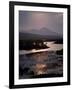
35, 64, 47, 75
31, 52, 48, 62
19, 42, 63, 79
19, 51, 63, 78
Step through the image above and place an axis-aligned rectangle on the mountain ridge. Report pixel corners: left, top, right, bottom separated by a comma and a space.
19, 32, 62, 41
20, 27, 62, 36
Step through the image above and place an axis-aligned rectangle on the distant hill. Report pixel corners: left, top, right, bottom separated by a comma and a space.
26, 27, 60, 36
19, 32, 44, 40
19, 32, 62, 41
20, 27, 62, 41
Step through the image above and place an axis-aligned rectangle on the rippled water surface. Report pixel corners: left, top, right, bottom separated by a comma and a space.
19, 42, 63, 79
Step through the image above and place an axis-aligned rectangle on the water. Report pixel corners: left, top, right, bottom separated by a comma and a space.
19, 41, 63, 79
19, 41, 63, 54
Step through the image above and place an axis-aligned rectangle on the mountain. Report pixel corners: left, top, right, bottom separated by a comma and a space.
19, 32, 44, 40
19, 27, 62, 40
24, 27, 62, 37
19, 32, 62, 41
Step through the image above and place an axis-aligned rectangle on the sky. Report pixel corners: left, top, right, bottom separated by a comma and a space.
19, 11, 63, 35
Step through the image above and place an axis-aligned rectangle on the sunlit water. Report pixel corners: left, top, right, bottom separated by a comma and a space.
19, 41, 63, 54
19, 41, 63, 79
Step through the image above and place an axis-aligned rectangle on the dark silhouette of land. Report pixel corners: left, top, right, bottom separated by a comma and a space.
19, 40, 49, 50
19, 30, 63, 50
